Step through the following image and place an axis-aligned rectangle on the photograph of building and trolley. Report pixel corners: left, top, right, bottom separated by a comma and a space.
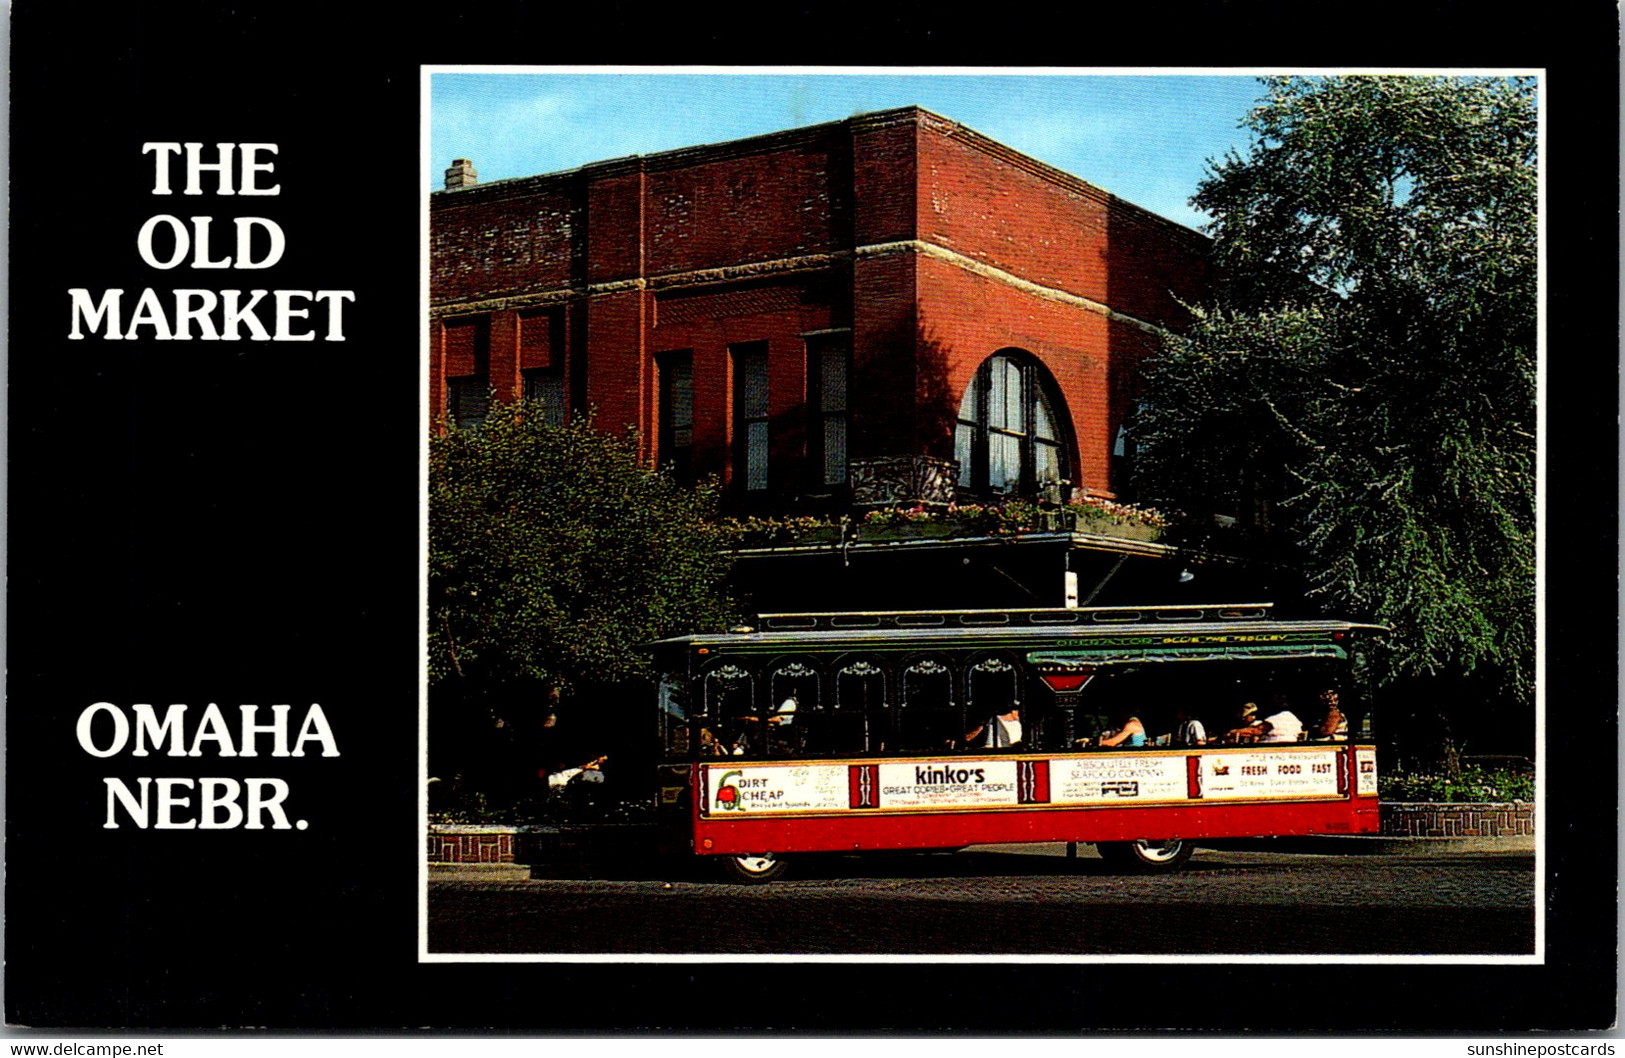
423, 72, 1538, 958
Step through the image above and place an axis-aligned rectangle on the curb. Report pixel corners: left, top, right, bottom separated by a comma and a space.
1198, 834, 1534, 856
429, 862, 533, 881
964, 835, 1534, 859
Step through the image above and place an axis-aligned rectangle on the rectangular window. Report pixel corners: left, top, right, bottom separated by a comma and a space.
989, 356, 1021, 430
448, 375, 488, 430
732, 343, 770, 491
808, 335, 849, 487
986, 357, 1027, 494
955, 423, 975, 488
443, 316, 489, 430
1035, 398, 1061, 485
1036, 440, 1061, 485
991, 432, 1022, 494
1004, 368, 1024, 430
522, 368, 567, 426
657, 351, 694, 485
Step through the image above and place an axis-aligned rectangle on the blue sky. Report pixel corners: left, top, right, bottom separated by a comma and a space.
428, 71, 1272, 230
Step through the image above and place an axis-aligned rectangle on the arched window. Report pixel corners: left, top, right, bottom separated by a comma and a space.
954, 352, 1071, 497
702, 663, 754, 756
966, 656, 1020, 725
832, 659, 887, 755
898, 657, 958, 753
768, 661, 820, 716
764, 660, 820, 757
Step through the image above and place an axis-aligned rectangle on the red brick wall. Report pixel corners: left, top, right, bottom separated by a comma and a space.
851, 114, 917, 246
585, 162, 645, 284
852, 253, 917, 457
919, 121, 1112, 303
488, 310, 520, 404
645, 140, 848, 274
1380, 802, 1535, 839
430, 180, 577, 304
442, 316, 485, 377
427, 827, 517, 863
428, 108, 1208, 497
915, 256, 1117, 494
650, 277, 838, 486
518, 308, 556, 370
584, 290, 649, 448
916, 115, 1207, 328
428, 318, 446, 426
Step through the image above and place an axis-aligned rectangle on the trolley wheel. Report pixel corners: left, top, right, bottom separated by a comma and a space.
1095, 838, 1194, 874
718, 851, 789, 884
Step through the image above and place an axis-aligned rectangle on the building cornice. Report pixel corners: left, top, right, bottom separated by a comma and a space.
430, 106, 1209, 251
858, 240, 1165, 335
433, 238, 1171, 338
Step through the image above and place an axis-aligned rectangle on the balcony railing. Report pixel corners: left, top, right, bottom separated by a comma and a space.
849, 455, 957, 508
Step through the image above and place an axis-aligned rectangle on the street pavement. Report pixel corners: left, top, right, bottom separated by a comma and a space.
427, 839, 1535, 956
429, 832, 1533, 881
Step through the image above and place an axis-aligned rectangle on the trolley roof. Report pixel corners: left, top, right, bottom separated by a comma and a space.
652, 603, 1384, 661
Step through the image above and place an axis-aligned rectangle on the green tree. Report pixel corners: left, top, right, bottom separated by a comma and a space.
429, 400, 737, 799
1133, 76, 1536, 757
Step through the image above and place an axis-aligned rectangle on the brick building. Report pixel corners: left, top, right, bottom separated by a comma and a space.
429, 106, 1210, 514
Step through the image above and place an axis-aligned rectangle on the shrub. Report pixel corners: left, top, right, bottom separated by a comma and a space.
1379, 765, 1534, 803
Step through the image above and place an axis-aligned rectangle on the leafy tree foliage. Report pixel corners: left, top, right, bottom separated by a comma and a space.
429, 401, 737, 698
1134, 76, 1536, 706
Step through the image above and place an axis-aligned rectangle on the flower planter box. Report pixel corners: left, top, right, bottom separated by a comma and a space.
856, 522, 963, 542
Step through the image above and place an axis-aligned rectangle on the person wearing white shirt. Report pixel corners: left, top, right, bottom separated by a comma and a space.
963, 705, 1022, 749
1173, 706, 1208, 747
1260, 709, 1303, 742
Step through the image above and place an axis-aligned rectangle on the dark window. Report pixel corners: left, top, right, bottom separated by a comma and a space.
832, 659, 886, 754
1110, 400, 1147, 496
765, 660, 819, 757
657, 675, 689, 760
657, 351, 694, 484
700, 663, 753, 758
522, 368, 567, 426
732, 342, 770, 492
966, 655, 1020, 724
955, 353, 1070, 496
898, 658, 958, 753
807, 335, 849, 487
448, 376, 488, 430
443, 317, 489, 431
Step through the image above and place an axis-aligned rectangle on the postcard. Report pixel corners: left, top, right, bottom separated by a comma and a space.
7, 2, 1616, 1035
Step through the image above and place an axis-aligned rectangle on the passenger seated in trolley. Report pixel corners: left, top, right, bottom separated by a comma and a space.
1311, 688, 1349, 740
1221, 701, 1265, 743
1172, 705, 1208, 747
958, 702, 1022, 750
719, 696, 798, 756
699, 726, 740, 756
1079, 711, 1147, 749
1259, 693, 1305, 743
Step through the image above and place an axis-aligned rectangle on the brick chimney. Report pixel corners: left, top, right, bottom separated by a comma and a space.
444, 158, 477, 190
